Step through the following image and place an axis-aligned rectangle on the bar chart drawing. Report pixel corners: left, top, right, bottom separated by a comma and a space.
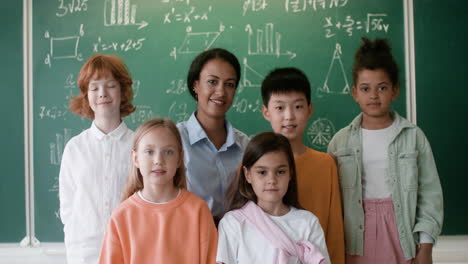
245, 23, 296, 59
317, 43, 350, 98
49, 128, 73, 165
104, 0, 149, 30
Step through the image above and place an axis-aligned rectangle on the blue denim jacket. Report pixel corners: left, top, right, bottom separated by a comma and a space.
327, 111, 443, 259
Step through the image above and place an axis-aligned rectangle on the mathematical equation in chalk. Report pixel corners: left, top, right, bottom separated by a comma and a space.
324, 13, 390, 38
232, 97, 262, 114
93, 37, 145, 52
56, 0, 89, 17
285, 0, 348, 13
163, 6, 212, 24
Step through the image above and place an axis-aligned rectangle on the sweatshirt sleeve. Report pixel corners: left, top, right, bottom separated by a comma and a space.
200, 203, 218, 264
325, 158, 346, 264
99, 218, 125, 264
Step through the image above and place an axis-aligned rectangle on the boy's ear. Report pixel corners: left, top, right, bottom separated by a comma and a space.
307, 102, 313, 119
392, 84, 400, 101
132, 150, 140, 168
262, 104, 271, 122
351, 86, 358, 101
243, 166, 252, 183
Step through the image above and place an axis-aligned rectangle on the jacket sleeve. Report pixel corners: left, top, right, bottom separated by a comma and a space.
200, 203, 218, 264
325, 157, 346, 264
99, 218, 125, 264
327, 134, 338, 159
412, 129, 444, 243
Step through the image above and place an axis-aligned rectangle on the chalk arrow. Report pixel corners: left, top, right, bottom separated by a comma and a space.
285, 51, 297, 60
136, 20, 149, 30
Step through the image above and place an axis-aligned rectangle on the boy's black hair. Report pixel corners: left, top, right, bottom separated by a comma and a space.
352, 37, 399, 86
261, 67, 311, 106
186, 48, 241, 101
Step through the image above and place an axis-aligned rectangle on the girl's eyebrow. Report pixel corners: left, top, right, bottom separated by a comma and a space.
141, 144, 177, 149
253, 164, 289, 169
89, 79, 117, 84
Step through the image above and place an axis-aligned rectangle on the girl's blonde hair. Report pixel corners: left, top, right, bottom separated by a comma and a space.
121, 118, 186, 201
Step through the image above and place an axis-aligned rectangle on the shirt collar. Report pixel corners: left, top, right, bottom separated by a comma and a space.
186, 112, 236, 150
349, 111, 414, 132
90, 120, 128, 141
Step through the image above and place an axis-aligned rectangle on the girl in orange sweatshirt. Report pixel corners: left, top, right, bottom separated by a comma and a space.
99, 118, 217, 264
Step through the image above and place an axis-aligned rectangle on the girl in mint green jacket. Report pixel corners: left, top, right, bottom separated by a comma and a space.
328, 37, 443, 264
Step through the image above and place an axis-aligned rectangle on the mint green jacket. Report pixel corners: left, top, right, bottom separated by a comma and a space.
327, 111, 443, 259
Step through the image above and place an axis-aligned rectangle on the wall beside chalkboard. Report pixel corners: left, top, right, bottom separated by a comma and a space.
414, 0, 468, 235
0, 0, 25, 243
31, 0, 405, 242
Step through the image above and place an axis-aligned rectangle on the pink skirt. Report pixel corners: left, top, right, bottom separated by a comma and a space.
346, 198, 412, 264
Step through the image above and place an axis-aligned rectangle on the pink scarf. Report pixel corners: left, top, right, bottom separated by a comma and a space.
231, 201, 325, 264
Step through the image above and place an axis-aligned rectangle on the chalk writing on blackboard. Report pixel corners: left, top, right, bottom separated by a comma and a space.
317, 43, 350, 98
64, 74, 76, 100
162, 0, 191, 5
166, 79, 188, 95
285, 0, 348, 13
104, 0, 149, 30
129, 105, 155, 125
56, 0, 89, 17
38, 106, 68, 120
171, 25, 223, 60
307, 118, 335, 149
245, 23, 296, 59
38, 73, 78, 120
163, 6, 212, 24
44, 24, 84, 68
232, 97, 262, 114
132, 80, 141, 98
92, 36, 146, 52
49, 128, 73, 166
241, 57, 264, 88
242, 0, 268, 16
323, 13, 389, 38
169, 102, 190, 123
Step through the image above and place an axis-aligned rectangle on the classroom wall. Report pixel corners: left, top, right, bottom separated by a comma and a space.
0, 0, 26, 243
1, 0, 467, 252
413, 0, 468, 235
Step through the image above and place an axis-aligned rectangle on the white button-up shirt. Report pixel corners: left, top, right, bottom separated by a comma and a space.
59, 121, 133, 264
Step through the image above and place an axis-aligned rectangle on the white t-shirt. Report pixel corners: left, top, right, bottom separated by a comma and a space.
361, 121, 397, 199
216, 206, 330, 264
59, 121, 133, 264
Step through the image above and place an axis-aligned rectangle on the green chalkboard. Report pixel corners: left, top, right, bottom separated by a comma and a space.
0, 1, 26, 242
33, 0, 406, 241
414, 0, 468, 235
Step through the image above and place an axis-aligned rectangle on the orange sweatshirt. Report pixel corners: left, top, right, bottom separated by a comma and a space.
99, 189, 217, 264
295, 147, 345, 264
